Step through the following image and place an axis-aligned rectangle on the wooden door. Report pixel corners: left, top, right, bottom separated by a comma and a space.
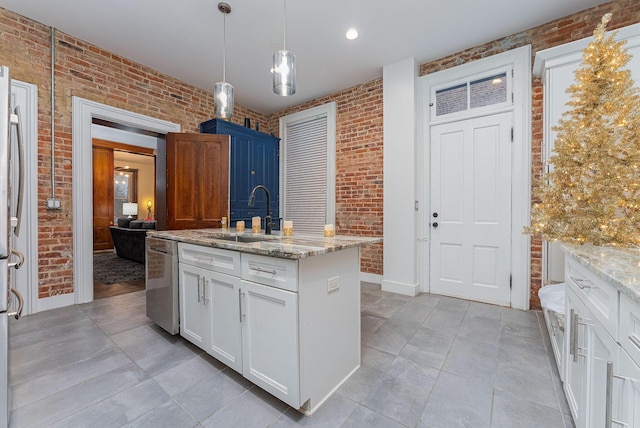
92, 146, 114, 250
166, 133, 230, 230
430, 113, 512, 306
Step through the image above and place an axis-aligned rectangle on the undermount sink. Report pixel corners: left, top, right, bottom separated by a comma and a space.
216, 235, 277, 243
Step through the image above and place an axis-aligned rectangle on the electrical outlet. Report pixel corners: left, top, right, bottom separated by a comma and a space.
327, 276, 340, 293
46, 198, 61, 210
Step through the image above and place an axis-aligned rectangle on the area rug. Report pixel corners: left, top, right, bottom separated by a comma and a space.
93, 252, 145, 284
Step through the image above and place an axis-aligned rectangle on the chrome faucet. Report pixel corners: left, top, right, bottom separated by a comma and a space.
248, 185, 274, 234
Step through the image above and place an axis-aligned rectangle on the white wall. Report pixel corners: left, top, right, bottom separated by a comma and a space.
382, 57, 419, 296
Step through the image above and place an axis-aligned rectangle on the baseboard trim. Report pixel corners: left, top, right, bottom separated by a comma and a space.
381, 279, 419, 297
37, 293, 76, 313
360, 272, 382, 284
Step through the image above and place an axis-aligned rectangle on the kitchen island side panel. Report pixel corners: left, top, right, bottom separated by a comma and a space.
298, 246, 361, 414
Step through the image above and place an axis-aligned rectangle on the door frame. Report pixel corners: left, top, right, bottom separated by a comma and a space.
418, 45, 532, 309
71, 97, 180, 306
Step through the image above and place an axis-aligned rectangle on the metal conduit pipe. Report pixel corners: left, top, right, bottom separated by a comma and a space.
46, 26, 60, 210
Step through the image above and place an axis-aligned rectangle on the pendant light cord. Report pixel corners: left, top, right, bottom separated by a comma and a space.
222, 12, 227, 83
283, 0, 287, 51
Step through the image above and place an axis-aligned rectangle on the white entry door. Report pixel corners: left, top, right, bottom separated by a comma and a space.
430, 112, 512, 306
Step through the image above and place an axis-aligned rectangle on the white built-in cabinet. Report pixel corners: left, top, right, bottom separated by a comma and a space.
534, 22, 640, 285
563, 250, 640, 428
177, 242, 361, 414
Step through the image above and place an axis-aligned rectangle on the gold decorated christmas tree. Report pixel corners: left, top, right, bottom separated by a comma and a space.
528, 13, 640, 247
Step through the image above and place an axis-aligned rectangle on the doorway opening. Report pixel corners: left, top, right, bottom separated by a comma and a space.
72, 97, 180, 306
92, 139, 156, 299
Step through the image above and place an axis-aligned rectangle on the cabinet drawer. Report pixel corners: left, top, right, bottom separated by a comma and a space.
621, 292, 640, 366
179, 242, 241, 277
241, 253, 297, 292
566, 256, 619, 340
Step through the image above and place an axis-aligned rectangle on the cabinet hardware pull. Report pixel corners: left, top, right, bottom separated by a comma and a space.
8, 249, 24, 269
202, 279, 208, 304
629, 335, 640, 351
251, 267, 277, 275
570, 309, 577, 362
197, 275, 201, 303
570, 276, 594, 290
605, 361, 613, 428
7, 288, 23, 320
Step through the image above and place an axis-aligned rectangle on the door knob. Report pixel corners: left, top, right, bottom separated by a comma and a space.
432, 222, 438, 228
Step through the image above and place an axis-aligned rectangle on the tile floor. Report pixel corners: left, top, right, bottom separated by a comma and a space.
8, 283, 574, 428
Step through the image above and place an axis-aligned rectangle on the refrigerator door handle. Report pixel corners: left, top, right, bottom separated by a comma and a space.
11, 106, 24, 237
8, 287, 23, 320
8, 249, 24, 270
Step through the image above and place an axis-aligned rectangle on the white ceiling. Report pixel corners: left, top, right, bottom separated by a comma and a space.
0, 0, 609, 115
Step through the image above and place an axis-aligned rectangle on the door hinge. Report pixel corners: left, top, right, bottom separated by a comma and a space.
415, 200, 419, 211
511, 127, 514, 142
510, 274, 512, 289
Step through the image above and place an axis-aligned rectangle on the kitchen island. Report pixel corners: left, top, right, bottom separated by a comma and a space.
146, 228, 381, 415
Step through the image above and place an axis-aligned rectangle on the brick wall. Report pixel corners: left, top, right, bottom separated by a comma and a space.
2, 0, 639, 307
266, 79, 385, 275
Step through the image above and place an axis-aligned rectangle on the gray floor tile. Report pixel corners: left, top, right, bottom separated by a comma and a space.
173, 369, 252, 422
360, 345, 395, 372
418, 371, 493, 428
272, 392, 357, 427
491, 387, 565, 428
399, 325, 454, 370
457, 315, 502, 344
50, 378, 170, 428
342, 404, 406, 428
153, 353, 227, 397
202, 387, 287, 428
10, 347, 131, 410
363, 356, 439, 427
110, 323, 185, 362
442, 336, 499, 382
10, 363, 148, 428
128, 399, 199, 428
337, 364, 385, 403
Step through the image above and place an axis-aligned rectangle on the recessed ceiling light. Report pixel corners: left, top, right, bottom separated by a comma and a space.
346, 28, 358, 40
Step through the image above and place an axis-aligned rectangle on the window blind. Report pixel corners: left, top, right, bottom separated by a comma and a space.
284, 116, 328, 234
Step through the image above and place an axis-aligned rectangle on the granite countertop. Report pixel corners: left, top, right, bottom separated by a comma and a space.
147, 228, 383, 260
562, 243, 640, 303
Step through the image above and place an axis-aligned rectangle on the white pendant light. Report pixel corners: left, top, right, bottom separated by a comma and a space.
272, 0, 296, 96
214, 2, 234, 118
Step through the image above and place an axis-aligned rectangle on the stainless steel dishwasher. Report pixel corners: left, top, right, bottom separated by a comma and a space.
145, 236, 179, 335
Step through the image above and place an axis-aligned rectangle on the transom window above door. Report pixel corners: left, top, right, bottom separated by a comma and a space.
432, 68, 512, 120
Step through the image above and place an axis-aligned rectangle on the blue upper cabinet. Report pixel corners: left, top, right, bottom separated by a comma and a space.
200, 119, 281, 229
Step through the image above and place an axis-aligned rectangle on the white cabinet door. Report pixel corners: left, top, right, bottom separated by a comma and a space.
617, 350, 640, 428
241, 280, 300, 408
565, 291, 589, 428
586, 315, 619, 428
207, 271, 242, 373
179, 263, 209, 349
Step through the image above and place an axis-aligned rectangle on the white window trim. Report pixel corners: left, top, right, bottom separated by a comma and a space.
279, 102, 337, 227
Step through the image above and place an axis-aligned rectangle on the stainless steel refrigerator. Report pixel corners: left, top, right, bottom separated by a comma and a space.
0, 65, 25, 428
